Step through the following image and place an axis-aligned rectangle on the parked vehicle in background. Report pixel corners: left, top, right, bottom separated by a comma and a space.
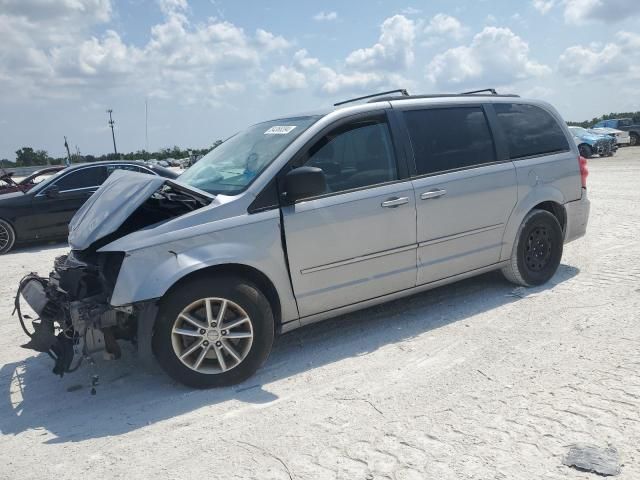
590, 127, 630, 146
593, 118, 640, 146
16, 90, 590, 388
0, 166, 65, 195
568, 126, 616, 158
0, 161, 178, 254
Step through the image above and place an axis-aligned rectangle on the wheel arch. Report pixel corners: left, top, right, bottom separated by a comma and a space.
531, 200, 566, 233
500, 186, 567, 261
162, 263, 283, 330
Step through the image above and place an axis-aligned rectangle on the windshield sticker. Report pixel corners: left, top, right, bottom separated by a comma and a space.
264, 125, 297, 135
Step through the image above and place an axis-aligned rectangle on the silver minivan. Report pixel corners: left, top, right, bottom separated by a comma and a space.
17, 90, 590, 388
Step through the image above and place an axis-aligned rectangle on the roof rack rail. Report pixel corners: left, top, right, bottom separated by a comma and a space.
461, 88, 498, 95
334, 89, 409, 107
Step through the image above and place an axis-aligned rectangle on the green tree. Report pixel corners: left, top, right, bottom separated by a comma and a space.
15, 147, 50, 166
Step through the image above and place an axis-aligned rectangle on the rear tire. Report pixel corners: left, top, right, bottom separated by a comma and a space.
153, 275, 275, 388
0, 219, 16, 255
630, 133, 639, 147
578, 144, 593, 158
502, 209, 563, 287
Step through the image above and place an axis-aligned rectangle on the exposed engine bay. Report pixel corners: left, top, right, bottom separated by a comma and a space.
15, 182, 212, 377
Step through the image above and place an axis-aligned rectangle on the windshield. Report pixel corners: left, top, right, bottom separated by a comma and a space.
569, 127, 588, 136
179, 116, 321, 195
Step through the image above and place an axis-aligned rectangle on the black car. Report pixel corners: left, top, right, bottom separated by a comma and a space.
0, 161, 179, 254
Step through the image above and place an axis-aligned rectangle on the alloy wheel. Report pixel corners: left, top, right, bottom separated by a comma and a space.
171, 297, 254, 374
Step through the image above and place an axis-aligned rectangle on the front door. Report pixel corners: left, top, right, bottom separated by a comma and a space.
282, 114, 417, 318
400, 105, 517, 285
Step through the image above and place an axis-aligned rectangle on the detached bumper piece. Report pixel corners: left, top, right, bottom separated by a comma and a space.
15, 251, 129, 377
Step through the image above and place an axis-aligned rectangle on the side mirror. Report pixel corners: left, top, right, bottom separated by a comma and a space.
284, 167, 327, 203
45, 185, 60, 198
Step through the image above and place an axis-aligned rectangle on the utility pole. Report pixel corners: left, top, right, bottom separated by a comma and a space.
107, 109, 118, 156
145, 98, 149, 153
63, 136, 72, 166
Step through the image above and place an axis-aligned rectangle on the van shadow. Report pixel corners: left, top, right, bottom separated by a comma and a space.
0, 264, 579, 444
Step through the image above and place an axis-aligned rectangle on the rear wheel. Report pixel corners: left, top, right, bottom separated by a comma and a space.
153, 275, 274, 388
578, 144, 593, 158
0, 219, 16, 255
502, 209, 563, 287
630, 133, 639, 147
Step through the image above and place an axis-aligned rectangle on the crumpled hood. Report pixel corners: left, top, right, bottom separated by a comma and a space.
68, 170, 168, 250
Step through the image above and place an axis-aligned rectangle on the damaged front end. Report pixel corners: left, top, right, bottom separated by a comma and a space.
17, 250, 132, 376
15, 170, 213, 377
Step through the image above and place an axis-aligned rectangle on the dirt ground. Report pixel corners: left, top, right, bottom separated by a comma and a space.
1, 148, 639, 480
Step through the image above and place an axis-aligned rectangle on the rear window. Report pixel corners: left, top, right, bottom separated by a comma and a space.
403, 106, 496, 176
494, 103, 569, 159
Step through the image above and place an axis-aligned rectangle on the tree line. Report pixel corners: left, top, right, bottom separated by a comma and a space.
1, 142, 222, 168
567, 111, 640, 128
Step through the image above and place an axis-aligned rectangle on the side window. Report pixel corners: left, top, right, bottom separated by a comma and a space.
494, 103, 570, 159
301, 116, 398, 194
106, 164, 149, 177
53, 166, 107, 192
403, 107, 496, 176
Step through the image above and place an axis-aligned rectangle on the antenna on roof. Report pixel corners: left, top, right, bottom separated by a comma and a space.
334, 89, 410, 107
461, 88, 498, 95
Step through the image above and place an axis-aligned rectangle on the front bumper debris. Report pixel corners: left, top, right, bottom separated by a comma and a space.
15, 251, 134, 377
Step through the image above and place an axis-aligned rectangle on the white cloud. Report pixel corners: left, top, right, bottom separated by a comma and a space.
293, 49, 322, 70
313, 11, 338, 22
400, 7, 421, 15
0, 0, 293, 104
426, 26, 550, 87
558, 31, 640, 78
425, 13, 466, 41
532, 0, 556, 14
268, 66, 307, 93
0, 0, 112, 22
158, 0, 187, 15
255, 29, 291, 52
564, 0, 639, 24
345, 15, 415, 71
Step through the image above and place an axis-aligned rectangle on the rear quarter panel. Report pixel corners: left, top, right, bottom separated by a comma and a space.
497, 101, 582, 260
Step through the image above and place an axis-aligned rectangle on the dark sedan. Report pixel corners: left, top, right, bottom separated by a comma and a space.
0, 161, 179, 254
0, 166, 66, 195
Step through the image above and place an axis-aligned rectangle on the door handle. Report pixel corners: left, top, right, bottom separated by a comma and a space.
421, 189, 447, 200
381, 197, 409, 208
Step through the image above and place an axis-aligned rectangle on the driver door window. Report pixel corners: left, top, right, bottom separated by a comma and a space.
52, 166, 107, 192
301, 118, 398, 195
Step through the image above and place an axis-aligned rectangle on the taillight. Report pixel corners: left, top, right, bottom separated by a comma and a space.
579, 155, 588, 188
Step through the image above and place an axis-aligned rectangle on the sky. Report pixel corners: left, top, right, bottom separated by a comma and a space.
1, 0, 639, 160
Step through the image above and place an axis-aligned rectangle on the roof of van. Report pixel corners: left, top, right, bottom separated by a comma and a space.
274, 88, 542, 124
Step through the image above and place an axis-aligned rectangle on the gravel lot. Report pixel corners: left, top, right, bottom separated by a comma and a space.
1, 148, 639, 479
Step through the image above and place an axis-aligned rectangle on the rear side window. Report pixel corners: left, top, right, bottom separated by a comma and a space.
494, 103, 569, 159
106, 164, 150, 176
403, 107, 496, 176
54, 166, 107, 191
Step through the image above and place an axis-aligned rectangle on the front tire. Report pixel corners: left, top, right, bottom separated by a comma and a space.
153, 275, 275, 388
578, 144, 593, 158
502, 209, 563, 287
0, 219, 16, 254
